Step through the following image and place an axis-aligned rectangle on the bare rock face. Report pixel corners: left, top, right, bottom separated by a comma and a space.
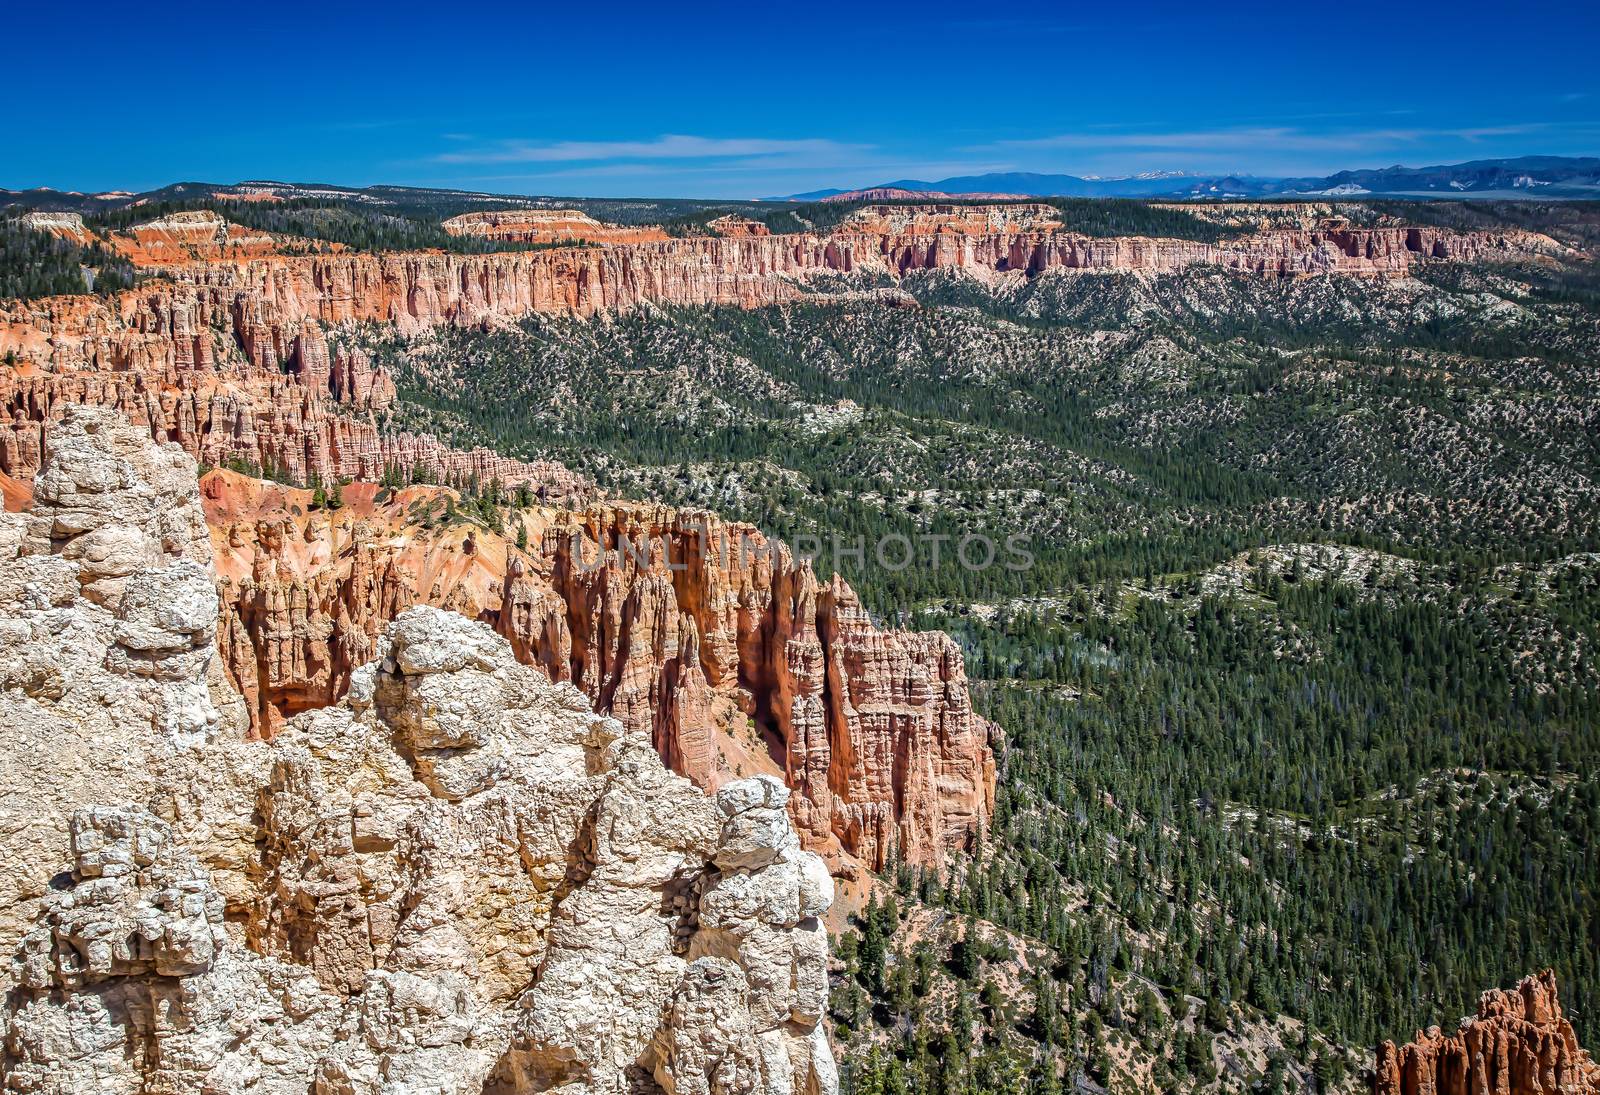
16, 806, 228, 990
1375, 971, 1600, 1095
811, 576, 996, 871
707, 215, 771, 238
17, 211, 95, 245
0, 410, 837, 1095
515, 506, 997, 873
23, 400, 212, 590
105, 210, 282, 265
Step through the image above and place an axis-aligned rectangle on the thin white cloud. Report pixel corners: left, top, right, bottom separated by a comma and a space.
466, 158, 1010, 180
425, 159, 1021, 200
435, 134, 871, 165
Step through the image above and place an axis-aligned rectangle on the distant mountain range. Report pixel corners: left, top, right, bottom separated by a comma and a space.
6, 157, 1597, 219
774, 156, 1600, 201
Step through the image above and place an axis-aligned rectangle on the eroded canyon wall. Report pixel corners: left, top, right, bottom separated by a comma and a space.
0, 305, 585, 493
0, 206, 1553, 486
206, 484, 996, 874
3, 206, 1557, 364
1, 203, 1554, 482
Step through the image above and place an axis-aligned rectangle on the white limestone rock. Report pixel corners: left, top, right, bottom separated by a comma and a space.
15, 807, 226, 989
713, 774, 799, 871
25, 404, 212, 598
649, 957, 762, 1095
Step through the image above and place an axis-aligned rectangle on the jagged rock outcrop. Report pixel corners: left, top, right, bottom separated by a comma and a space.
0, 408, 837, 1095
517, 505, 997, 873
206, 484, 996, 873
1374, 971, 1600, 1095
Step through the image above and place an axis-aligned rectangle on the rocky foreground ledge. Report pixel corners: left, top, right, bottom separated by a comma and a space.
0, 406, 836, 1094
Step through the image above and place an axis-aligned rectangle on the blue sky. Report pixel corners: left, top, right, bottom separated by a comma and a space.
8, 0, 1598, 198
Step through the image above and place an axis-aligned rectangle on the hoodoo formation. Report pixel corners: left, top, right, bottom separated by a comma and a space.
1375, 971, 1600, 1095
203, 480, 997, 874
0, 312, 587, 492
3, 173, 1597, 1095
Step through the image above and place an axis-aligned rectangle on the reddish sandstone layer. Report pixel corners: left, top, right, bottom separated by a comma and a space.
104, 210, 288, 265
832, 204, 1556, 277
708, 215, 771, 238
20, 208, 324, 265
0, 468, 27, 512
204, 477, 996, 873
0, 298, 585, 495
1375, 971, 1600, 1095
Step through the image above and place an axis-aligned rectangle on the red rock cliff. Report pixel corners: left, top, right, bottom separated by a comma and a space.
2, 207, 1555, 366
0, 210, 1554, 483
204, 479, 996, 873
0, 296, 585, 496
1374, 971, 1600, 1095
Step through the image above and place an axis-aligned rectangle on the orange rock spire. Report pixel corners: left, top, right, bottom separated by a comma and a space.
1375, 971, 1600, 1095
